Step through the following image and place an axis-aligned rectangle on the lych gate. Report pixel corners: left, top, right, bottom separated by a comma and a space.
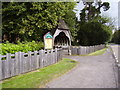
51, 19, 72, 55
54, 32, 69, 47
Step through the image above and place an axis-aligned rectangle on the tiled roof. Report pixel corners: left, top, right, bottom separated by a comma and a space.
58, 19, 69, 30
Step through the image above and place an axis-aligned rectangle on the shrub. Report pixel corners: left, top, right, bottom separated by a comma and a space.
0, 41, 44, 55
77, 22, 112, 46
112, 30, 120, 44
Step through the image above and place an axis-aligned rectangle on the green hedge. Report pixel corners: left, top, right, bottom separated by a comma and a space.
0, 41, 44, 55
112, 30, 120, 44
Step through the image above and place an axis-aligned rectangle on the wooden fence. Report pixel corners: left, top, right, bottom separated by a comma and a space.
71, 45, 106, 55
0, 48, 62, 81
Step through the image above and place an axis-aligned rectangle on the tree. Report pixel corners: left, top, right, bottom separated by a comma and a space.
2, 2, 76, 43
80, 0, 110, 22
77, 18, 112, 46
112, 29, 120, 44
76, 1, 113, 46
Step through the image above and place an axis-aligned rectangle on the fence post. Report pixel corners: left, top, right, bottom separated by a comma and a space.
6, 53, 11, 78
39, 50, 43, 68
55, 48, 57, 63
14, 52, 18, 75
57, 48, 59, 61
34, 51, 38, 70
50, 49, 53, 65
58, 48, 60, 60
0, 60, 1, 80
47, 50, 50, 66
72, 47, 74, 55
18, 52, 24, 74
92, 46, 94, 52
28, 51, 32, 71
60, 48, 63, 60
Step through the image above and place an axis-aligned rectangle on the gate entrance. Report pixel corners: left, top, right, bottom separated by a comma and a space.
46, 19, 72, 55
54, 32, 69, 48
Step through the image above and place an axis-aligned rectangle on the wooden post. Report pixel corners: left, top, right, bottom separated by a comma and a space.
57, 48, 59, 62
34, 51, 38, 70
0, 61, 1, 80
53, 49, 55, 64
55, 48, 57, 63
36, 51, 39, 69
60, 48, 63, 60
39, 50, 44, 68
47, 50, 50, 66
14, 52, 18, 75
51, 49, 54, 65
77, 46, 80, 55
68, 46, 71, 55
10, 56, 15, 77
19, 52, 24, 74
6, 53, 11, 78
28, 51, 32, 71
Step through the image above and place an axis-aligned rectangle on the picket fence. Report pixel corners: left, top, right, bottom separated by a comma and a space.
0, 48, 62, 80
71, 44, 106, 55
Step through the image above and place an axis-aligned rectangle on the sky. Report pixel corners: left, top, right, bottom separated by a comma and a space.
74, 0, 120, 29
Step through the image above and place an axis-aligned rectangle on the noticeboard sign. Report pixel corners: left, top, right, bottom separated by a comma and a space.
44, 32, 53, 49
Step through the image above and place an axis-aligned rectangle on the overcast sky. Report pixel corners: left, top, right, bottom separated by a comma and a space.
74, 0, 120, 29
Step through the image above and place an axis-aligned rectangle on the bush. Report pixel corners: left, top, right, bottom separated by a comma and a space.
0, 41, 44, 55
77, 22, 112, 46
112, 30, 120, 44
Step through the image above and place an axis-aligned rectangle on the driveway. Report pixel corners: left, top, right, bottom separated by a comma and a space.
46, 48, 118, 88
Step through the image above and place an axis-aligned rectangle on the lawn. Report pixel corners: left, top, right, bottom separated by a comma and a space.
1, 58, 77, 88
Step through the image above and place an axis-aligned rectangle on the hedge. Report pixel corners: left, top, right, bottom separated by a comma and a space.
0, 41, 44, 55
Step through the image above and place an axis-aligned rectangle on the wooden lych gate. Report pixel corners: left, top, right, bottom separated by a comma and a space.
51, 19, 72, 55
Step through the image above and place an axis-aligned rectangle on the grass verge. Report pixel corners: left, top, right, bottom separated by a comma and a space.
1, 58, 77, 88
87, 48, 107, 56
72, 48, 107, 56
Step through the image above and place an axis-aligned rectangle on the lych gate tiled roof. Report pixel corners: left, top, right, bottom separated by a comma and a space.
58, 19, 69, 30
50, 19, 69, 35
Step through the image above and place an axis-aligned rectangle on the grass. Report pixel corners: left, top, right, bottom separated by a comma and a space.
72, 48, 107, 56
1, 58, 77, 88
87, 48, 107, 56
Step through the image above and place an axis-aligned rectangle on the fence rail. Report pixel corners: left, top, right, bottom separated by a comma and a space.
71, 45, 106, 55
0, 48, 62, 80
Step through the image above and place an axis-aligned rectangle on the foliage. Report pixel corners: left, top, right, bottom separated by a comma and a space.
0, 41, 44, 55
2, 2, 76, 42
76, 1, 113, 46
112, 30, 120, 44
77, 17, 112, 46
80, 1, 110, 22
2, 58, 77, 88
63, 10, 78, 42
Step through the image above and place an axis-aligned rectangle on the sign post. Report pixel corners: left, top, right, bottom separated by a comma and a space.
44, 32, 53, 49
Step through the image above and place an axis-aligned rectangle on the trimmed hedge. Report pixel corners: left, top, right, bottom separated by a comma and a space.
0, 41, 44, 55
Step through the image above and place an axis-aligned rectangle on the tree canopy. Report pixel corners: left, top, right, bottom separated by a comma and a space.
112, 29, 120, 44
2, 2, 76, 42
76, 1, 113, 46
77, 17, 112, 46
80, 1, 110, 22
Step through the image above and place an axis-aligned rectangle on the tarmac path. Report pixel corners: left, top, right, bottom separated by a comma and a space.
111, 45, 120, 63
46, 48, 118, 88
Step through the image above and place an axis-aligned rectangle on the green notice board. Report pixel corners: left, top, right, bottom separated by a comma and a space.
45, 33, 53, 38
44, 32, 53, 49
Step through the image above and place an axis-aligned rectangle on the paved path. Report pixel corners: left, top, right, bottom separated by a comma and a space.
111, 45, 120, 63
46, 48, 118, 88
